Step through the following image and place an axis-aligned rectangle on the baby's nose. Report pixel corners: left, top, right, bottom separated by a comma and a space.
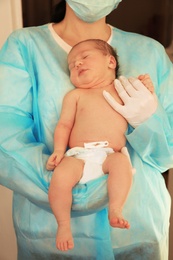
75, 60, 82, 68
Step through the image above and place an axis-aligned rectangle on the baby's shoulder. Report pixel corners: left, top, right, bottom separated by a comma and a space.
64, 88, 81, 101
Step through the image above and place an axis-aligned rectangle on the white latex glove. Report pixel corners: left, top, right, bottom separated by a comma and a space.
103, 76, 158, 128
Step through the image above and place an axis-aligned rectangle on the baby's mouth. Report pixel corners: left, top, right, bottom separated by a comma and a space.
78, 69, 88, 76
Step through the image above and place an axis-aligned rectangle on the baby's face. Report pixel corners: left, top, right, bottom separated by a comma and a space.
68, 42, 114, 89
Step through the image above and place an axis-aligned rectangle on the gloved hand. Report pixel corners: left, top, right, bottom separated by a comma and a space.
103, 76, 158, 128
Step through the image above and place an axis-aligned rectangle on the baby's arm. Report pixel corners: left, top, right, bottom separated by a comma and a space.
138, 74, 154, 93
46, 90, 78, 171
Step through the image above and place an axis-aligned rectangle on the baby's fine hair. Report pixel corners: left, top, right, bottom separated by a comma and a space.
71, 39, 120, 78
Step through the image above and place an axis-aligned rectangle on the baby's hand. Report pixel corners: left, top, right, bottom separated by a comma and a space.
138, 74, 154, 94
46, 153, 57, 171
46, 150, 64, 171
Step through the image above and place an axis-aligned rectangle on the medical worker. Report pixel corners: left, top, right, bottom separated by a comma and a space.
0, 0, 173, 259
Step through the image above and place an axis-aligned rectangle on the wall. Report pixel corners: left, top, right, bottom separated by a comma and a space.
0, 0, 23, 46
0, 186, 17, 260
0, 1, 23, 259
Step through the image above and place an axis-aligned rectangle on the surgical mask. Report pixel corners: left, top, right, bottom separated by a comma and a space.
66, 0, 122, 23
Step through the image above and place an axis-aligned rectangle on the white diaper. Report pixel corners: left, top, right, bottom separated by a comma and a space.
65, 141, 114, 184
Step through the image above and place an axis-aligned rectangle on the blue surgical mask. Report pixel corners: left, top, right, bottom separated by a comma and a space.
66, 0, 122, 23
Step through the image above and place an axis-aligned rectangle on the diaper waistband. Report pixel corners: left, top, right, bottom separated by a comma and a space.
65, 141, 114, 158
84, 141, 109, 148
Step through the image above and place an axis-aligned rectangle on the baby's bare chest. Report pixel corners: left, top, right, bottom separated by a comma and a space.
76, 92, 120, 119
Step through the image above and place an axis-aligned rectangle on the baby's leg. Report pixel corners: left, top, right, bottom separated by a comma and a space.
138, 74, 155, 93
102, 152, 132, 229
49, 156, 84, 251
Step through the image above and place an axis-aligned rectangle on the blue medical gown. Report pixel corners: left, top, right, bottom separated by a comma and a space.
0, 24, 173, 260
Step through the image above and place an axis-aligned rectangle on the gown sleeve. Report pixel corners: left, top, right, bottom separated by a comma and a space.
0, 32, 53, 210
126, 47, 173, 172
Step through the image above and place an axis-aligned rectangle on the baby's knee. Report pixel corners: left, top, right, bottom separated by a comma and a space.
109, 151, 128, 163
103, 152, 131, 172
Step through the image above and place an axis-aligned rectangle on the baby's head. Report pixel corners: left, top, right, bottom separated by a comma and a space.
68, 39, 119, 89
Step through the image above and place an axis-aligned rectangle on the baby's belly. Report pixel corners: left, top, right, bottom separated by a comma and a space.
69, 127, 126, 152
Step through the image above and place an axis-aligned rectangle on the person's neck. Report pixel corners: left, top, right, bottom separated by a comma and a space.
53, 5, 111, 46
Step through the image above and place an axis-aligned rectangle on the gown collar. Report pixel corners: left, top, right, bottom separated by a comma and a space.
48, 23, 113, 54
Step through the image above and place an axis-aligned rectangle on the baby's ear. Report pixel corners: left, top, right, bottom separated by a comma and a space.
108, 55, 116, 69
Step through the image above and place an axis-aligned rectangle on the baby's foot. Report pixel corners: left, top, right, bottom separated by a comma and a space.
56, 222, 74, 251
109, 209, 130, 229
